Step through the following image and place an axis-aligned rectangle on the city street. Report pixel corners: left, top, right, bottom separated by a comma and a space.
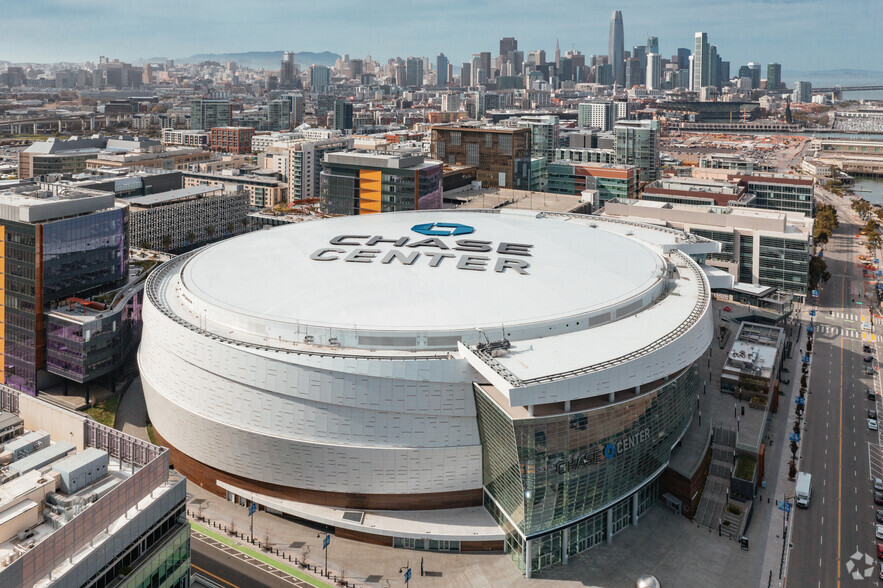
789, 190, 882, 588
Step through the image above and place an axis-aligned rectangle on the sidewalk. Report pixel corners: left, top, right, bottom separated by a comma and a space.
755, 314, 806, 587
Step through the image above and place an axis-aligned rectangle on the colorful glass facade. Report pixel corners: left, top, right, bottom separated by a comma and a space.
474, 362, 698, 574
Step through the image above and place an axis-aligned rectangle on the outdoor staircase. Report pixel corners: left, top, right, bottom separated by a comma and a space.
694, 425, 738, 534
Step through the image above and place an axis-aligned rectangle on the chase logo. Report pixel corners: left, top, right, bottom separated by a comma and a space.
603, 444, 616, 460
411, 222, 474, 237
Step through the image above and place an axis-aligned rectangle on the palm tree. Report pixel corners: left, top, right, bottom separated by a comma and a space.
139, 240, 151, 250
185, 231, 196, 245
206, 225, 216, 240
161, 235, 172, 251
226, 222, 235, 235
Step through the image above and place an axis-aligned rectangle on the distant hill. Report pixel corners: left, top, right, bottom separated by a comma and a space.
163, 51, 340, 69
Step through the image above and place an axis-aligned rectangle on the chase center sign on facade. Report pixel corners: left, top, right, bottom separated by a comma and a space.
310, 221, 534, 274
139, 209, 715, 576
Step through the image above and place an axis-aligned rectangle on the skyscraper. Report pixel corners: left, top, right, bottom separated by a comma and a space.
437, 53, 449, 85
646, 36, 659, 56
554, 38, 561, 70
609, 11, 625, 86
691, 32, 709, 90
406, 57, 424, 87
676, 47, 691, 71
500, 37, 518, 57
624, 58, 642, 89
646, 53, 662, 90
793, 81, 812, 103
767, 63, 782, 91
461, 62, 471, 86
480, 52, 492, 80
280, 51, 296, 86
748, 62, 761, 90
615, 120, 659, 183
333, 100, 353, 130
309, 65, 331, 93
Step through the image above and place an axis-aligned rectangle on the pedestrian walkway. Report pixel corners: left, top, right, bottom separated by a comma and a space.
114, 376, 149, 442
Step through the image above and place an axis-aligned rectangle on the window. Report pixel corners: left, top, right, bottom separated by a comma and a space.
450, 132, 461, 146
467, 143, 480, 166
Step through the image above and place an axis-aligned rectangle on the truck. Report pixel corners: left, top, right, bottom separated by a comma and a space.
796, 472, 812, 508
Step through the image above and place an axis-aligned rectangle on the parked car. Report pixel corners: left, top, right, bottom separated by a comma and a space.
875, 491, 883, 505
879, 562, 883, 580
870, 367, 877, 376
870, 389, 877, 400
876, 477, 883, 492
723, 306, 732, 312
876, 524, 883, 540
872, 410, 880, 421
878, 542, 883, 559
876, 510, 883, 523
867, 345, 874, 353
867, 356, 875, 363
870, 419, 879, 431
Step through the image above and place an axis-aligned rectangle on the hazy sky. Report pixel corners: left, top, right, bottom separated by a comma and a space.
3, 0, 879, 80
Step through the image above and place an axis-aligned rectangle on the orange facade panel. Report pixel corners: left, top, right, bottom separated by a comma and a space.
359, 169, 382, 214
575, 167, 632, 180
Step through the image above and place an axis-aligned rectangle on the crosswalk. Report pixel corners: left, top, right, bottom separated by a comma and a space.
808, 311, 863, 322
812, 324, 867, 339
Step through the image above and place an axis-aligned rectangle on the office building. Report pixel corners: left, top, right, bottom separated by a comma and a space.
767, 63, 781, 91
747, 62, 761, 90
603, 199, 812, 298
288, 137, 351, 201
0, 187, 128, 394
614, 120, 659, 183
309, 65, 331, 93
646, 36, 659, 56
516, 114, 559, 169
646, 53, 662, 90
578, 101, 614, 131
0, 386, 188, 588
319, 151, 443, 215
676, 48, 691, 70
609, 11, 625, 86
555, 147, 616, 165
640, 177, 747, 206
547, 161, 637, 204
442, 92, 461, 112
500, 37, 518, 57
84, 147, 211, 172
793, 81, 812, 103
18, 135, 160, 179
691, 33, 709, 90
460, 62, 471, 87
139, 208, 714, 575
183, 171, 287, 209
735, 173, 815, 216
190, 99, 232, 131
282, 93, 305, 127
126, 185, 248, 252
406, 57, 424, 88
267, 99, 291, 132
209, 126, 255, 154
333, 100, 353, 131
624, 58, 643, 88
437, 53, 449, 85
161, 129, 208, 148
280, 51, 296, 87
431, 125, 532, 189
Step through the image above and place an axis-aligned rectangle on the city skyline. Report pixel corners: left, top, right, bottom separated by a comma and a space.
4, 0, 881, 76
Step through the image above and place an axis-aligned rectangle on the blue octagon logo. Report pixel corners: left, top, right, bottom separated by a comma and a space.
411, 222, 474, 237
603, 444, 616, 460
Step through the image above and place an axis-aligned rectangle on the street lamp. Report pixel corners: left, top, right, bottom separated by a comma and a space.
318, 533, 330, 577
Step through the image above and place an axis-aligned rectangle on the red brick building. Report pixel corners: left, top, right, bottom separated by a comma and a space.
209, 127, 255, 154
